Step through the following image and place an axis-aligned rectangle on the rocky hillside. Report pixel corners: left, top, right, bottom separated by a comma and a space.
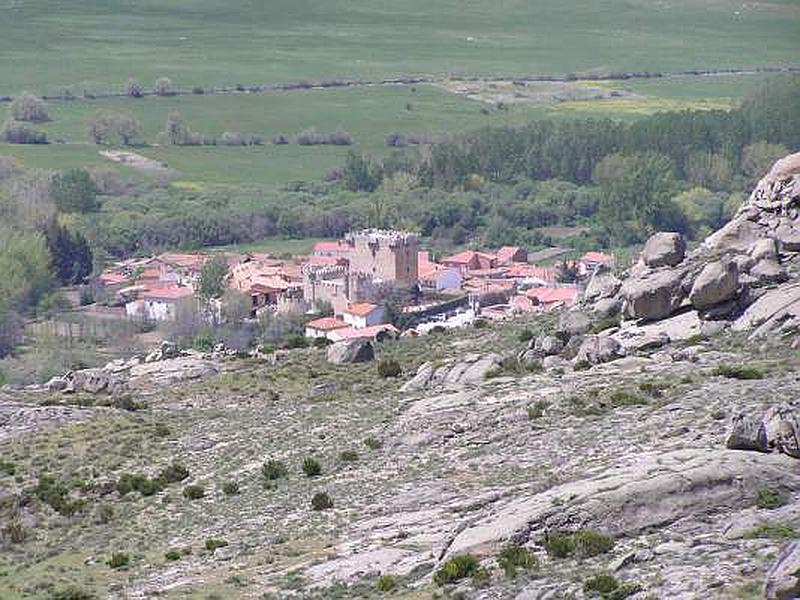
2, 155, 800, 600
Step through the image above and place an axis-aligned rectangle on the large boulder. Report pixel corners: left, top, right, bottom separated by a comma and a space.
531, 335, 564, 357
750, 238, 778, 261
327, 339, 375, 365
688, 259, 739, 310
556, 311, 591, 340
621, 269, 684, 321
573, 335, 624, 368
584, 265, 621, 302
642, 232, 686, 268
726, 414, 769, 452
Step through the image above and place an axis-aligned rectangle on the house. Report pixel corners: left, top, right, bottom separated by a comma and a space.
341, 303, 385, 329
505, 263, 557, 286
496, 246, 527, 265
305, 316, 350, 340
525, 286, 579, 311
441, 250, 497, 274
125, 285, 196, 321
417, 251, 463, 291
577, 251, 615, 276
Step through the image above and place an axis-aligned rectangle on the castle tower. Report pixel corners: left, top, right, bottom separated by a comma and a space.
344, 229, 419, 286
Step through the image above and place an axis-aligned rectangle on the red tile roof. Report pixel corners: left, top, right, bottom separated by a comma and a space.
330, 324, 399, 341
496, 246, 523, 262
442, 250, 495, 265
313, 241, 350, 255
344, 303, 380, 316
306, 317, 350, 331
142, 286, 195, 301
581, 251, 614, 263
525, 287, 579, 305
99, 272, 128, 285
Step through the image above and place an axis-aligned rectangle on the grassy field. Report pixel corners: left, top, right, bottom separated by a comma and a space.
1, 0, 798, 96
0, 73, 787, 185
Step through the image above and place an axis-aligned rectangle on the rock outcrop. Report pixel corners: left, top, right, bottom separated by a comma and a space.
642, 232, 686, 267
327, 339, 375, 364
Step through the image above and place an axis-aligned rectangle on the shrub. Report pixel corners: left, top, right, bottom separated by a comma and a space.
182, 484, 205, 500
164, 549, 181, 561
35, 475, 84, 515
262, 459, 288, 481
433, 554, 482, 586
313, 336, 332, 348
713, 364, 765, 380
473, 318, 489, 329
376, 574, 397, 592
377, 358, 402, 378
606, 389, 647, 408
10, 91, 50, 122
364, 437, 382, 450
302, 457, 322, 477
544, 530, 614, 559
193, 333, 215, 352
584, 574, 620, 595
338, 449, 359, 463
116, 473, 162, 497
272, 134, 289, 145
159, 463, 190, 484
311, 491, 333, 511
205, 537, 229, 551
286, 335, 309, 349
3, 520, 27, 544
743, 523, 796, 539
518, 328, 534, 342
756, 488, 790, 510
48, 586, 96, 600
2, 120, 48, 144
192, 86, 205, 95
125, 79, 143, 98
497, 543, 538, 578
222, 481, 240, 496
527, 400, 549, 420
0, 459, 15, 476
106, 552, 130, 569
154, 77, 173, 96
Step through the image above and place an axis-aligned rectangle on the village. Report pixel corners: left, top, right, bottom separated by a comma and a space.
93, 230, 615, 343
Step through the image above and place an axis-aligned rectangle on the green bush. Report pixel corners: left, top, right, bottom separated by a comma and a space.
497, 543, 538, 578
205, 537, 229, 552
182, 484, 205, 500
286, 335, 309, 349
311, 491, 334, 511
364, 437, 382, 450
338, 449, 359, 463
116, 473, 163, 497
313, 337, 332, 348
0, 459, 16, 476
756, 488, 790, 510
376, 574, 397, 592
48, 586, 96, 600
302, 457, 322, 477
544, 530, 614, 559
262, 459, 289, 481
34, 475, 84, 515
518, 328, 534, 342
584, 574, 620, 595
606, 389, 647, 408
222, 481, 240, 496
106, 552, 130, 569
713, 364, 765, 380
743, 523, 796, 539
193, 333, 215, 352
158, 463, 190, 484
164, 549, 182, 561
433, 554, 483, 586
584, 574, 642, 599
377, 358, 402, 378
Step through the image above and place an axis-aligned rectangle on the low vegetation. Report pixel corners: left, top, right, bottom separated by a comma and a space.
713, 364, 766, 380
433, 554, 486, 586
544, 529, 615, 559
311, 491, 334, 511
497, 543, 538, 578
583, 574, 642, 599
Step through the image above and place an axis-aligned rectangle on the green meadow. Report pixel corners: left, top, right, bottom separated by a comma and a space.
1, 0, 798, 96
0, 73, 787, 185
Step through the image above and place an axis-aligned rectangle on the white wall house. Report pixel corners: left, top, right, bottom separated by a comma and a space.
341, 303, 385, 329
125, 286, 196, 322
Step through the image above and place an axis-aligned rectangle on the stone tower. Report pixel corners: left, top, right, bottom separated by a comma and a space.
344, 229, 419, 286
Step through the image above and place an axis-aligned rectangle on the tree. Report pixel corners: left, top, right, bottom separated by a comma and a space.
125, 78, 144, 98
50, 169, 99, 213
154, 77, 173, 97
10, 92, 50, 122
44, 221, 93, 285
342, 151, 382, 192
197, 256, 229, 303
88, 111, 141, 146
162, 111, 200, 145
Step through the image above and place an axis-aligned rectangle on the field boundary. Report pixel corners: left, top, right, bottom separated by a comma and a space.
2, 66, 798, 104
